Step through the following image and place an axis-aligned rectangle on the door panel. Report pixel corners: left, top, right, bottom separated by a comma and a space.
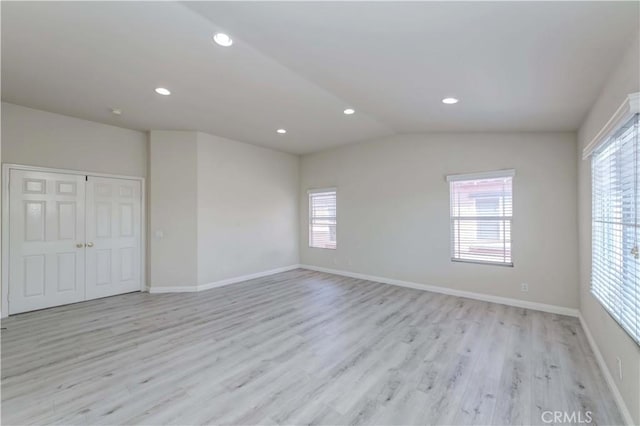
56, 252, 78, 292
85, 176, 141, 299
9, 170, 86, 314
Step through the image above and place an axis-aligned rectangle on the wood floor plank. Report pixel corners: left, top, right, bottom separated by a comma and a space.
1, 269, 623, 425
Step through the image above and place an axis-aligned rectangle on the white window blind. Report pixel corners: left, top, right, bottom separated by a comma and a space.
447, 170, 514, 266
591, 113, 640, 345
309, 189, 336, 249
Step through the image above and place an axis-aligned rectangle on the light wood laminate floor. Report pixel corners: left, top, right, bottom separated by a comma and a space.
2, 269, 622, 425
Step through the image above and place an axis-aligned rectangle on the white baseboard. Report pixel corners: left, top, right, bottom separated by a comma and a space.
579, 314, 634, 426
147, 285, 199, 293
147, 264, 301, 294
299, 264, 579, 317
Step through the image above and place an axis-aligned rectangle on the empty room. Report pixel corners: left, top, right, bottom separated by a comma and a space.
1, 1, 639, 425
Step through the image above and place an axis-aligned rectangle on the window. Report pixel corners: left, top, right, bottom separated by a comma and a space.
309, 189, 336, 249
447, 170, 514, 266
591, 113, 639, 345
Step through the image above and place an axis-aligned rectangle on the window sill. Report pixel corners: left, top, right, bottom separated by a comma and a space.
451, 258, 513, 267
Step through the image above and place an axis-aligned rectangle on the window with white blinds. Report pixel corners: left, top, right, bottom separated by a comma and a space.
591, 113, 640, 345
309, 189, 337, 249
447, 170, 514, 266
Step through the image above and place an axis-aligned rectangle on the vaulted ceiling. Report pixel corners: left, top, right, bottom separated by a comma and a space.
2, 1, 638, 154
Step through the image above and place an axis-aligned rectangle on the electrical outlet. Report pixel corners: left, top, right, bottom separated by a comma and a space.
616, 357, 623, 381
521, 283, 529, 292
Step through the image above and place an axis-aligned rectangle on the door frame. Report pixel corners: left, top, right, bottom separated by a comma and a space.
1, 164, 147, 317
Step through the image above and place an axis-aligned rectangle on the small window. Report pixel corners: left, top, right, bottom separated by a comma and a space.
447, 170, 514, 266
309, 189, 336, 249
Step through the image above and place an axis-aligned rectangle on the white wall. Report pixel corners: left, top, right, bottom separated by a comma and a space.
147, 130, 299, 290
196, 133, 299, 284
1, 102, 147, 177
149, 131, 198, 288
577, 33, 640, 425
300, 132, 578, 309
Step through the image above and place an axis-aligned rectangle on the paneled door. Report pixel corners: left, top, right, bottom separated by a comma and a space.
85, 176, 141, 300
8, 170, 86, 314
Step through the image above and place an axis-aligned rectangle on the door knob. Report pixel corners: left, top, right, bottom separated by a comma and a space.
86, 242, 94, 248
76, 243, 84, 248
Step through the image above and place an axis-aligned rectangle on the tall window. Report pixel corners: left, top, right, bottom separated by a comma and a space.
309, 189, 336, 249
447, 170, 514, 266
591, 113, 639, 344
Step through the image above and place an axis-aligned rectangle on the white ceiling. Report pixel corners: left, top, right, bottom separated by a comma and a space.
2, 1, 638, 154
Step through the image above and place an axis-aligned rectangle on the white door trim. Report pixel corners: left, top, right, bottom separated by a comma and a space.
1, 163, 146, 317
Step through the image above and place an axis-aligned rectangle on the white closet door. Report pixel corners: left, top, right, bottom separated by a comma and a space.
85, 176, 141, 299
8, 170, 86, 314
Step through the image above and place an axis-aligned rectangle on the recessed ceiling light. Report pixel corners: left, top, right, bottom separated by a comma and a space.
213, 33, 233, 47
111, 108, 122, 116
442, 97, 459, 104
343, 108, 355, 115
155, 87, 171, 96
276, 128, 287, 134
